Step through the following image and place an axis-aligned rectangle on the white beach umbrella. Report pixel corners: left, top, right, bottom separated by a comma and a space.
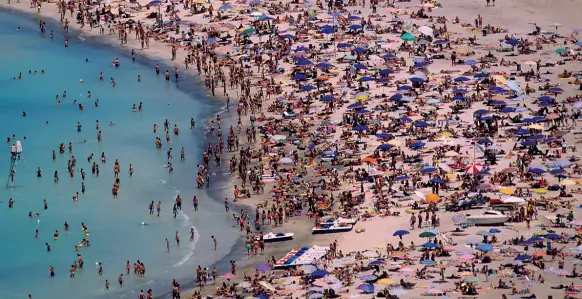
418, 26, 433, 36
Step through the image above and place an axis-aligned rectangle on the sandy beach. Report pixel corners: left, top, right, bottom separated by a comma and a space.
3, 0, 582, 298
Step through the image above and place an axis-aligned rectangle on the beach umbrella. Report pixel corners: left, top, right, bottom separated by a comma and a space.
454, 76, 471, 82
380, 68, 394, 75
352, 63, 368, 70
430, 178, 445, 184
515, 254, 532, 261
148, 0, 161, 4
476, 231, 491, 237
474, 109, 489, 115
475, 243, 493, 252
505, 39, 520, 45
358, 76, 374, 82
419, 231, 436, 238
410, 142, 425, 149
490, 228, 501, 234
295, 45, 309, 52
255, 263, 271, 271
280, 34, 295, 39
377, 278, 394, 285
319, 25, 334, 34
320, 95, 335, 102
418, 26, 434, 35
414, 121, 429, 127
422, 242, 437, 248
377, 144, 393, 151
464, 59, 479, 65
393, 230, 410, 237
361, 274, 377, 281
465, 163, 483, 174
426, 194, 440, 203
347, 103, 364, 109
389, 288, 408, 296
529, 168, 546, 175
300, 85, 317, 91
464, 276, 480, 283
421, 260, 436, 265
409, 77, 425, 83
241, 28, 255, 36
400, 33, 416, 41
422, 167, 437, 174
311, 269, 329, 278
337, 42, 353, 48
460, 254, 474, 260
369, 260, 386, 265
545, 233, 562, 240
550, 168, 567, 175
352, 125, 368, 131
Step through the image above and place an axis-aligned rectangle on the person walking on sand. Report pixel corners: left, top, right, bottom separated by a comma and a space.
166, 238, 170, 252
211, 235, 217, 250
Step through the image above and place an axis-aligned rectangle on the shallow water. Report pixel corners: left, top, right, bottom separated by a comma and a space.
0, 9, 240, 299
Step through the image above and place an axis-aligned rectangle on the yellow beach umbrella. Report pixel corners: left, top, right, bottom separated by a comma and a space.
494, 75, 507, 84
499, 188, 514, 195
355, 94, 369, 101
534, 188, 548, 194
377, 278, 395, 285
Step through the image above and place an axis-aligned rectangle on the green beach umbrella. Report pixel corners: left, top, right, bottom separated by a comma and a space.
400, 33, 416, 41
555, 48, 566, 54
419, 231, 436, 238
464, 276, 480, 283
241, 28, 255, 36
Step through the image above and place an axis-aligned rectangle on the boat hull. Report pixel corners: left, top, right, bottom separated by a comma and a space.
312, 226, 353, 234
263, 235, 294, 243
467, 217, 509, 226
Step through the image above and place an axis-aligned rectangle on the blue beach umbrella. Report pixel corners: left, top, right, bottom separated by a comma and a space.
514, 254, 532, 261
422, 167, 437, 174
430, 178, 445, 184
311, 269, 329, 278
352, 63, 368, 70
422, 242, 437, 248
454, 76, 471, 82
347, 103, 364, 109
337, 42, 352, 48
393, 230, 410, 237
352, 125, 368, 131
300, 85, 317, 91
505, 39, 520, 45
410, 142, 425, 149
475, 243, 493, 252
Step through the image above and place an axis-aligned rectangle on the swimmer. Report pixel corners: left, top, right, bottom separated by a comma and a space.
85, 58, 89, 63
17, 27, 20, 31
80, 79, 84, 84
109, 121, 115, 126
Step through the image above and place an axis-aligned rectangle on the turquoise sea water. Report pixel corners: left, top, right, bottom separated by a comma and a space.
0, 8, 241, 299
